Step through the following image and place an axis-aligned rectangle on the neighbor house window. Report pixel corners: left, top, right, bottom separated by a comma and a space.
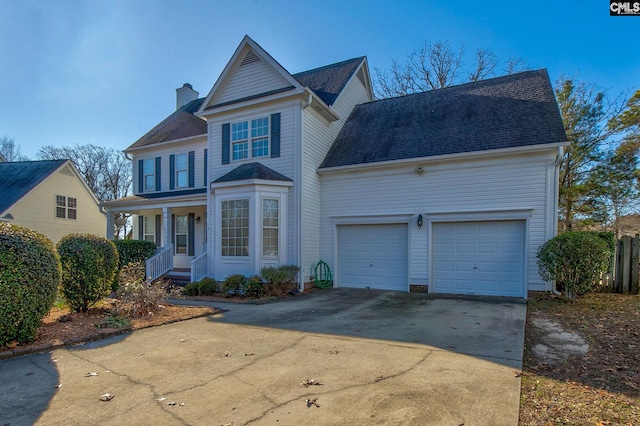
231, 122, 249, 161
175, 153, 188, 188
221, 199, 249, 256
143, 159, 155, 191
262, 199, 278, 256
56, 195, 77, 220
144, 216, 155, 243
232, 117, 269, 161
175, 215, 188, 254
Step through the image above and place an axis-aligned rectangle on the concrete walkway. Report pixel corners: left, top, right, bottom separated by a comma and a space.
0, 289, 526, 425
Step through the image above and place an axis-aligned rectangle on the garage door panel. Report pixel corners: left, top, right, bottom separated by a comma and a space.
338, 224, 408, 291
433, 220, 525, 297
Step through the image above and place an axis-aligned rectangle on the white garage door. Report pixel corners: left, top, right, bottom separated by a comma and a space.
338, 224, 408, 291
432, 220, 525, 297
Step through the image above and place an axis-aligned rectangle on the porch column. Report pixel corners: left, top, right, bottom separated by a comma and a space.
106, 208, 115, 240
162, 207, 172, 248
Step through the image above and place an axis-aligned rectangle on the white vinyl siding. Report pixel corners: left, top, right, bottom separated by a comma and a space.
300, 72, 371, 282
131, 136, 207, 195
216, 53, 292, 105
320, 151, 558, 293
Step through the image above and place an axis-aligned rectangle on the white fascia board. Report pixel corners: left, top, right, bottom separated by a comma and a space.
104, 194, 207, 210
210, 178, 294, 192
317, 141, 570, 175
197, 88, 307, 118
125, 133, 207, 154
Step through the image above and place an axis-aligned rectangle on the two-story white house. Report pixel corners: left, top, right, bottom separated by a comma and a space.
105, 35, 568, 298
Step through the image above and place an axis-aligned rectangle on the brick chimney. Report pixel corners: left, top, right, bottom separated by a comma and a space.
176, 83, 198, 110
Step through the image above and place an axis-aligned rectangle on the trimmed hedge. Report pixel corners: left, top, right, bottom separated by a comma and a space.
114, 240, 156, 268
58, 234, 119, 312
537, 231, 612, 299
0, 223, 61, 347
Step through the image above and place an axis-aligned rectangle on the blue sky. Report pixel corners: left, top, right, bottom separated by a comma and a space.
1, 0, 638, 159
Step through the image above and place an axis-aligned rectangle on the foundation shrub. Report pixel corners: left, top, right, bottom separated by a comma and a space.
261, 265, 300, 297
243, 275, 265, 298
222, 274, 246, 297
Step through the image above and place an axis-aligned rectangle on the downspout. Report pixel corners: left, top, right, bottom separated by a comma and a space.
551, 145, 565, 296
303, 92, 312, 110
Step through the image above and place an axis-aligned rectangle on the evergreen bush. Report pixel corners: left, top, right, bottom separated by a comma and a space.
0, 223, 61, 347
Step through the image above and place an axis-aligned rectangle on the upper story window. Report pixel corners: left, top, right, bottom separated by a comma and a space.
143, 159, 155, 191
175, 153, 188, 188
56, 195, 77, 220
231, 117, 269, 161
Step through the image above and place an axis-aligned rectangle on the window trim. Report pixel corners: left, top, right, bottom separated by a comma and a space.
143, 158, 155, 192
175, 153, 188, 189
262, 198, 279, 257
231, 116, 269, 162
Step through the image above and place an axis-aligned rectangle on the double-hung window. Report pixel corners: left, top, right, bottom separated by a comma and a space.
144, 217, 155, 243
221, 199, 249, 256
262, 199, 278, 256
175, 153, 188, 188
231, 122, 249, 161
143, 159, 155, 191
56, 195, 77, 219
231, 117, 269, 161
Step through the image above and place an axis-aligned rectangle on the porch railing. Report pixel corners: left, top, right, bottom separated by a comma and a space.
191, 252, 208, 283
145, 245, 173, 282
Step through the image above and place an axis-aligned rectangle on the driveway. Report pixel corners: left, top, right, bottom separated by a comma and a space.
1, 289, 526, 425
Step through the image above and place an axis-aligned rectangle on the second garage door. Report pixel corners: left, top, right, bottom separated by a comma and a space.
432, 220, 525, 297
338, 224, 408, 291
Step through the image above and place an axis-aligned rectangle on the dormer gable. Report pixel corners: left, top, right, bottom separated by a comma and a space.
199, 35, 303, 113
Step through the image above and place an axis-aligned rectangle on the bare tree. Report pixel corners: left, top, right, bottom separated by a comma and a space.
374, 39, 528, 99
0, 136, 29, 161
37, 144, 132, 238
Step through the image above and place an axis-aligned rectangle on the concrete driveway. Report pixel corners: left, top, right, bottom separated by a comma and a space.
1, 289, 526, 425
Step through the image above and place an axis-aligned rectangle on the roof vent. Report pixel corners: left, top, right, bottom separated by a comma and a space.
240, 50, 260, 66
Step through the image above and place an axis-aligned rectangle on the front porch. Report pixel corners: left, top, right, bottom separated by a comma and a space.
103, 192, 208, 283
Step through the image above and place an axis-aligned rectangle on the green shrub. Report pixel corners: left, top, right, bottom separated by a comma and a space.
221, 274, 246, 298
537, 231, 612, 299
243, 275, 265, 298
261, 265, 300, 297
183, 282, 200, 296
112, 240, 156, 292
198, 278, 218, 295
57, 234, 119, 312
0, 223, 61, 347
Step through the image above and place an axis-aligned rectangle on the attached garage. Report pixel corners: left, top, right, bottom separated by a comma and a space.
337, 224, 408, 291
432, 220, 526, 298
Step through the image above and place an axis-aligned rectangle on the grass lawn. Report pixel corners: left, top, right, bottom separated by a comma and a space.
520, 293, 640, 425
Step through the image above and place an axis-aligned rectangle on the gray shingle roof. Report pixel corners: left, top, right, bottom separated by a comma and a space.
213, 162, 292, 183
320, 69, 568, 169
0, 159, 67, 214
127, 98, 207, 150
294, 57, 365, 106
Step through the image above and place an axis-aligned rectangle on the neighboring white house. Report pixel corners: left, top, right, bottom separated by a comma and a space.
104, 35, 568, 298
0, 159, 107, 242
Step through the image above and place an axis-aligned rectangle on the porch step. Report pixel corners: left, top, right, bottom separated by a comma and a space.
161, 270, 191, 287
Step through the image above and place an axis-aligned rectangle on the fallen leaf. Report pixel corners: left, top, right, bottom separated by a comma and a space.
100, 393, 114, 402
305, 398, 320, 408
85, 372, 98, 377
301, 379, 323, 387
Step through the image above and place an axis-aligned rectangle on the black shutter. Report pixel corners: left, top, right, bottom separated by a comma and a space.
188, 151, 195, 188
155, 157, 161, 191
222, 123, 230, 165
138, 159, 144, 193
169, 154, 175, 190
203, 148, 208, 187
271, 113, 281, 158
155, 215, 161, 247
188, 213, 195, 256
138, 216, 144, 240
